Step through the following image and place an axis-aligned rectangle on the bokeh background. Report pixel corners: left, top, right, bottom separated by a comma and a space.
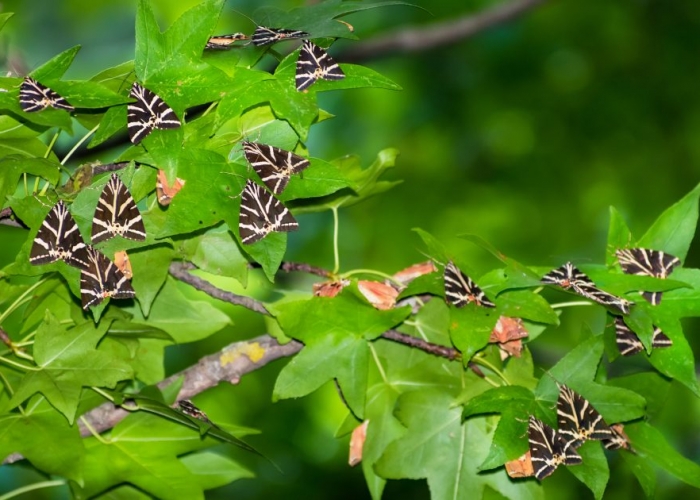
1, 0, 699, 498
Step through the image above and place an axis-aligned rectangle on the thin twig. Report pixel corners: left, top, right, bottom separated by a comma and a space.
279, 261, 332, 278
168, 262, 270, 315
382, 329, 459, 360
343, 0, 548, 62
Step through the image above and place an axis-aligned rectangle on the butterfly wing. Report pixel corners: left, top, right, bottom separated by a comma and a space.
80, 247, 135, 309
243, 141, 311, 194
30, 200, 89, 269
556, 384, 612, 449
128, 82, 181, 144
19, 77, 74, 112
444, 261, 495, 308
91, 174, 146, 244
296, 40, 345, 91
238, 180, 298, 244
528, 416, 581, 481
252, 26, 309, 46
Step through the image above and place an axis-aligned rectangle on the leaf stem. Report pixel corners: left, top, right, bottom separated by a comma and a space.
368, 343, 389, 384
0, 480, 66, 500
342, 269, 402, 287
471, 356, 510, 386
0, 355, 39, 371
550, 301, 593, 309
61, 124, 99, 165
80, 416, 111, 444
0, 279, 47, 325
332, 206, 340, 275
90, 386, 115, 403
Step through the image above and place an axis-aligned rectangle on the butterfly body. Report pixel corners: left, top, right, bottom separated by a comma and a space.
556, 384, 612, 450
296, 40, 345, 91
252, 26, 309, 46
80, 247, 135, 309
528, 415, 582, 480
443, 261, 495, 308
19, 77, 74, 112
206, 33, 248, 49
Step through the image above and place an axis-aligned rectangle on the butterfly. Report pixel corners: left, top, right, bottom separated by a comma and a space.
296, 40, 345, 92
205, 33, 248, 49
602, 423, 634, 452
155, 169, 186, 206
443, 261, 495, 308
556, 384, 612, 451
80, 246, 135, 309
177, 399, 213, 424
19, 76, 74, 112
252, 26, 309, 46
616, 248, 680, 305
528, 415, 582, 480
242, 141, 310, 195
127, 82, 181, 145
613, 317, 672, 356
541, 262, 633, 314
238, 179, 298, 244
91, 174, 146, 244
30, 200, 89, 270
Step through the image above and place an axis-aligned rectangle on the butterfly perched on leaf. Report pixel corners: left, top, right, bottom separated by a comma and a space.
443, 261, 495, 308
156, 169, 186, 207
613, 317, 672, 356
528, 415, 582, 480
30, 200, 89, 270
296, 40, 345, 92
556, 384, 612, 450
252, 26, 309, 46
242, 141, 310, 195
616, 247, 680, 305
205, 33, 248, 49
80, 246, 135, 309
541, 262, 633, 314
238, 179, 298, 244
19, 77, 74, 112
127, 82, 181, 145
91, 174, 146, 244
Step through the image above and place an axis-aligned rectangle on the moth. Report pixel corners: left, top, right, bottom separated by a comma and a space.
556, 384, 612, 451
238, 179, 298, 244
613, 317, 672, 356
444, 261, 495, 308
80, 246, 135, 309
91, 174, 146, 244
155, 169, 186, 207
603, 423, 634, 452
528, 415, 582, 480
296, 40, 345, 92
242, 141, 310, 194
177, 399, 212, 424
616, 248, 680, 305
252, 26, 309, 46
541, 262, 633, 314
19, 76, 74, 112
30, 200, 89, 270
205, 33, 248, 49
127, 82, 181, 145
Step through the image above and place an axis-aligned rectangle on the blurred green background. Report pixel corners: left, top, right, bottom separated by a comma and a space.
1, 0, 699, 498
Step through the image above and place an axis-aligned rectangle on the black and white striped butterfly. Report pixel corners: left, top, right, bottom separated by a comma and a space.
127, 82, 181, 145
296, 40, 345, 92
613, 317, 672, 356
242, 141, 310, 195
238, 179, 298, 244
252, 26, 309, 47
30, 200, 89, 270
19, 77, 74, 113
80, 246, 135, 309
556, 384, 612, 451
205, 33, 248, 49
602, 423, 633, 452
541, 262, 633, 314
616, 248, 680, 305
177, 399, 213, 424
91, 174, 146, 244
528, 415, 582, 481
444, 261, 495, 308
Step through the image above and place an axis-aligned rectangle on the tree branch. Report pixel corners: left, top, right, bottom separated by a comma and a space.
343, 0, 548, 62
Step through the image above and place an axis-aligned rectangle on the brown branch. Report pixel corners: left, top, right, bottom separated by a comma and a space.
382, 329, 459, 360
279, 261, 332, 278
343, 0, 548, 62
168, 261, 270, 315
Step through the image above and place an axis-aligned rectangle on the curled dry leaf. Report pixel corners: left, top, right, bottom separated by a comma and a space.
505, 450, 534, 478
114, 250, 133, 280
489, 316, 528, 359
313, 279, 350, 298
358, 280, 399, 310
393, 260, 437, 286
156, 169, 185, 206
349, 420, 369, 467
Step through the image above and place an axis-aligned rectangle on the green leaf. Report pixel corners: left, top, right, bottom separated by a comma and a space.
0, 12, 14, 32
176, 225, 248, 286
0, 77, 72, 131
121, 277, 230, 343
626, 421, 700, 489
9, 313, 133, 423
32, 45, 81, 81
606, 206, 633, 266
638, 183, 700, 261
375, 389, 542, 500
130, 244, 175, 317
0, 157, 61, 207
449, 304, 499, 361
180, 450, 254, 490
271, 292, 410, 415
0, 115, 57, 161
0, 397, 84, 483
567, 441, 609, 500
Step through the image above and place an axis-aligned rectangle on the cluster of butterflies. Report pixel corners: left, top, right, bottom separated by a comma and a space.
18, 25, 343, 252
528, 384, 630, 480
443, 247, 680, 358
29, 174, 145, 309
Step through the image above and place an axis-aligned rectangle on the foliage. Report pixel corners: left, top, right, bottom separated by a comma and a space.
0, 1, 699, 499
